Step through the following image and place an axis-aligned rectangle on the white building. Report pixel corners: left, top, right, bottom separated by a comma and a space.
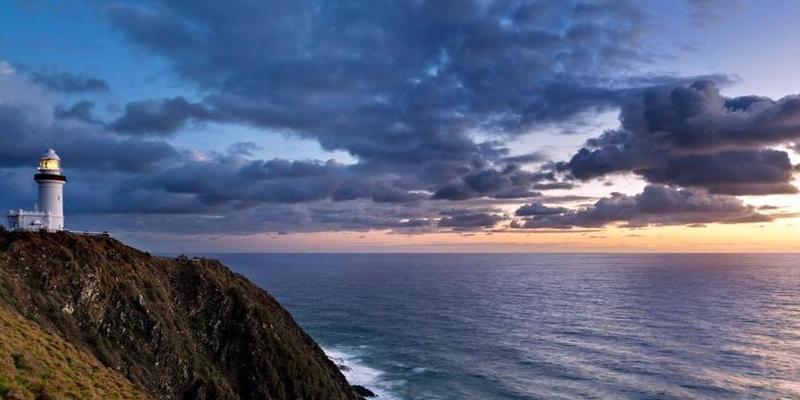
7, 149, 67, 231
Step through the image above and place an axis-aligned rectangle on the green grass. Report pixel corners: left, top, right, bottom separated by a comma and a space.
0, 305, 150, 400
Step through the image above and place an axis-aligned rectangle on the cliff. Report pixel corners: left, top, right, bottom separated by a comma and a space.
0, 230, 360, 400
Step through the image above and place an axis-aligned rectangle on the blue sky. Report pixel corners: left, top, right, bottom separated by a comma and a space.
1, 0, 800, 252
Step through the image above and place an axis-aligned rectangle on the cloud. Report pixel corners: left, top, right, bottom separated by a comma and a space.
227, 142, 262, 156
0, 61, 15, 75
55, 101, 101, 124
99, 0, 665, 198
502, 152, 548, 164
110, 97, 223, 136
432, 165, 567, 200
0, 69, 181, 218
438, 209, 506, 230
3, 3, 796, 240
10, 71, 780, 237
514, 185, 771, 229
0, 101, 178, 173
532, 182, 574, 190
559, 81, 800, 194
31, 71, 110, 93
515, 202, 569, 216
142, 157, 343, 205
0, 66, 505, 236
638, 149, 798, 195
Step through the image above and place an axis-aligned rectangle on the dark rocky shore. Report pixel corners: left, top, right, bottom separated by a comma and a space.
0, 230, 371, 399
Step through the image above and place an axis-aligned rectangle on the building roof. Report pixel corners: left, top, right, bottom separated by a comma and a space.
7, 209, 48, 216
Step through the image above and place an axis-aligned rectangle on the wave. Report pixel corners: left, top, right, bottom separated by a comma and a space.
324, 346, 404, 400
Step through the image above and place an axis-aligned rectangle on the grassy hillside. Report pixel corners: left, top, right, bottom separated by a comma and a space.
0, 230, 359, 399
0, 304, 149, 400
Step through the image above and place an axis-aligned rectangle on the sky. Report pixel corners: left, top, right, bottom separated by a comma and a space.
2, 0, 800, 252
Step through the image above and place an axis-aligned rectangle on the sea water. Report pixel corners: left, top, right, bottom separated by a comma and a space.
214, 253, 800, 400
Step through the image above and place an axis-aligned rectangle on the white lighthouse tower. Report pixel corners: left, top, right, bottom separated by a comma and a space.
35, 149, 66, 230
6, 149, 67, 231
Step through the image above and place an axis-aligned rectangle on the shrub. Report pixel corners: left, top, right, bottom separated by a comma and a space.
0, 376, 11, 396
12, 353, 30, 371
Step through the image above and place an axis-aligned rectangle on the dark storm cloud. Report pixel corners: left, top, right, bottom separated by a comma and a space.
515, 202, 569, 216
312, 205, 434, 231
143, 157, 341, 204
0, 72, 188, 220
55, 101, 101, 124
31, 71, 110, 93
66, 199, 445, 236
330, 178, 428, 203
0, 101, 178, 173
502, 152, 548, 164
101, 0, 660, 197
369, 186, 427, 204
638, 150, 798, 195
0, 67, 496, 235
432, 165, 566, 200
0, 94, 491, 234
514, 185, 771, 229
4, 1, 793, 238
110, 97, 223, 136
438, 209, 506, 229
113, 154, 431, 213
560, 81, 800, 194
104, 0, 791, 233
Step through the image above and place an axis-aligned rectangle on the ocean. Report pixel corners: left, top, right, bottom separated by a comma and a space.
212, 253, 800, 400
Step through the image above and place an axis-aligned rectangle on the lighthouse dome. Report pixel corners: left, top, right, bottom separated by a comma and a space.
38, 148, 61, 172
41, 148, 61, 160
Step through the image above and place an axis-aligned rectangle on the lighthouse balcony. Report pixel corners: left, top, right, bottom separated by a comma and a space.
34, 173, 67, 182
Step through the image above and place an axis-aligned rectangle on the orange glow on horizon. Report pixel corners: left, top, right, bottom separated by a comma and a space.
122, 216, 800, 253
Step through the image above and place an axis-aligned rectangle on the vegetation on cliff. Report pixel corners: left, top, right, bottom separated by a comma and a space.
0, 230, 359, 399
0, 304, 149, 400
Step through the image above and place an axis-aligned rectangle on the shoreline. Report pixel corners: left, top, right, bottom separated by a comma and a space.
325, 346, 403, 400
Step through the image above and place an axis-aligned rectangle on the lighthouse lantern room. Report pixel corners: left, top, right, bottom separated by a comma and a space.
6, 149, 67, 231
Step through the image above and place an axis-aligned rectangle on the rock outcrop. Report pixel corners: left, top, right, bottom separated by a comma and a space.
0, 230, 360, 400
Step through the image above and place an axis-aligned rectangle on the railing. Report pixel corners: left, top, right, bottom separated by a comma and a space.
66, 230, 111, 237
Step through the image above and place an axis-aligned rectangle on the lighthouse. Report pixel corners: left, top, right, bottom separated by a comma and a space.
6, 149, 67, 231
35, 149, 66, 230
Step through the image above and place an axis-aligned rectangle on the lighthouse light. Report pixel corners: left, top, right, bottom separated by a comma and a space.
39, 158, 59, 171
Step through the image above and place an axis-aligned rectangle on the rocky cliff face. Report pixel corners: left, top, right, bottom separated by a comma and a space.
0, 230, 359, 400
